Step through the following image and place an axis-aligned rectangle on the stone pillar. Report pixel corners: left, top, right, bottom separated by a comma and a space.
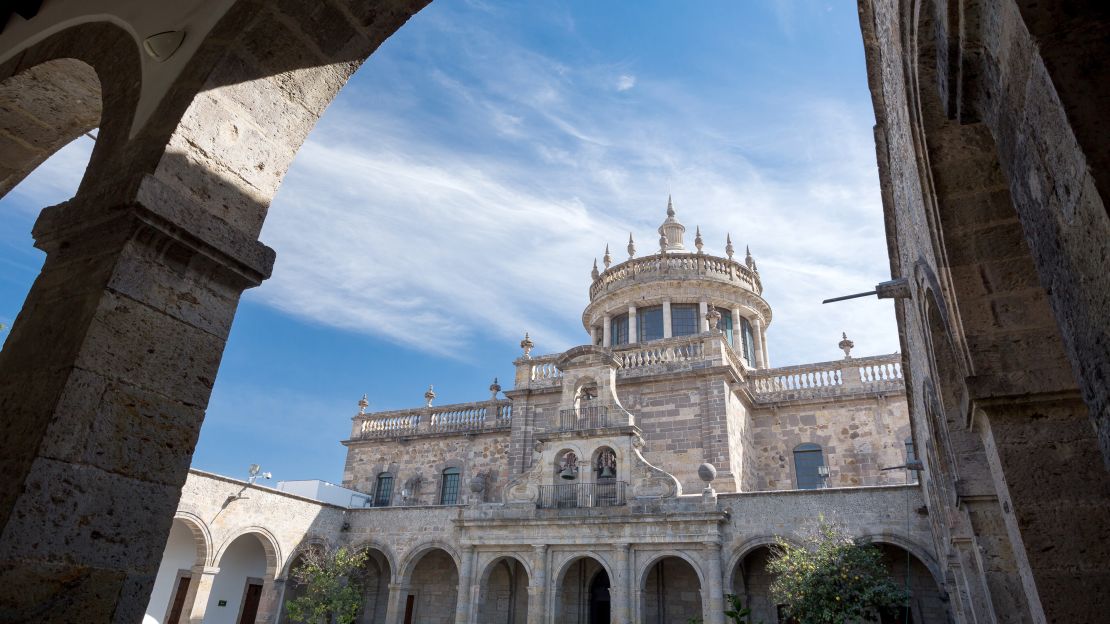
751, 318, 766, 369
662, 300, 672, 338
699, 300, 709, 332
730, 308, 741, 348
612, 543, 632, 624
703, 542, 725, 624
760, 326, 770, 368
627, 305, 638, 344
186, 566, 221, 624
0, 193, 272, 621
455, 545, 476, 624
384, 582, 410, 624
256, 576, 286, 624
590, 325, 599, 345
528, 544, 548, 624
603, 315, 611, 347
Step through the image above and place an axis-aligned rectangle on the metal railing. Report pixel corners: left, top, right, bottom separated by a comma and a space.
558, 405, 609, 431
537, 481, 627, 509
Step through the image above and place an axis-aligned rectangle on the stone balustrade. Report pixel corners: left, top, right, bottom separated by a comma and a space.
748, 354, 904, 403
612, 335, 705, 369
588, 252, 762, 300
354, 399, 513, 440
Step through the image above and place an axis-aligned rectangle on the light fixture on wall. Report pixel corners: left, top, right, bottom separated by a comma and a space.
247, 463, 272, 485
817, 465, 830, 488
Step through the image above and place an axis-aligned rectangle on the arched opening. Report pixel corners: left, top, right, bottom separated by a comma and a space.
208, 533, 274, 624
477, 556, 529, 624
357, 548, 392, 624
642, 556, 702, 624
143, 517, 208, 624
730, 546, 779, 624
875, 543, 948, 624
404, 547, 459, 623
555, 556, 609, 624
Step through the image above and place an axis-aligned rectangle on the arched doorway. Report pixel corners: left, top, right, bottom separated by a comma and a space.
143, 517, 208, 624
357, 547, 393, 624
403, 547, 459, 623
642, 556, 702, 624
875, 543, 947, 624
208, 532, 275, 624
477, 556, 529, 624
729, 545, 779, 624
556, 556, 609, 624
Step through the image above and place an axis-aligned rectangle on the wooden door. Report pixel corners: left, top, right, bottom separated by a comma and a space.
166, 574, 191, 624
238, 582, 263, 624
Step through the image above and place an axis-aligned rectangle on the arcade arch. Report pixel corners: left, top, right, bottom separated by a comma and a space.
640, 554, 703, 624
477, 555, 529, 624
554, 555, 611, 624
207, 531, 279, 624
400, 546, 459, 623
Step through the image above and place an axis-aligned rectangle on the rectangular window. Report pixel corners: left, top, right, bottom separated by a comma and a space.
718, 309, 734, 345
611, 314, 629, 345
793, 446, 825, 490
440, 469, 460, 505
373, 474, 393, 507
637, 306, 664, 342
671, 304, 699, 337
741, 318, 756, 366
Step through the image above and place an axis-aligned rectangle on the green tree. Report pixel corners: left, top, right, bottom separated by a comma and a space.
767, 520, 908, 624
285, 546, 368, 624
724, 593, 757, 624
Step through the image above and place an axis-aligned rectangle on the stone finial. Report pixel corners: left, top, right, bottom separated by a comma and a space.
591, 258, 600, 281
520, 332, 534, 359
666, 194, 675, 217
627, 233, 636, 259
725, 234, 735, 260
695, 226, 704, 254
706, 305, 722, 331
698, 462, 717, 483
839, 332, 855, 359
746, 245, 758, 271
358, 394, 369, 415
603, 244, 611, 269
424, 385, 436, 407
659, 231, 668, 254
489, 377, 501, 399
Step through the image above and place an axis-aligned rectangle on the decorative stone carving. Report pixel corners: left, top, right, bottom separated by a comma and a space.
603, 244, 611, 269
423, 385, 436, 407
706, 306, 721, 331
629, 447, 681, 499
839, 332, 854, 359
520, 332, 534, 359
695, 226, 704, 254
357, 394, 368, 415
659, 232, 668, 254
591, 259, 600, 281
746, 245, 758, 271
725, 233, 735, 260
627, 233, 636, 259
698, 462, 717, 483
489, 377, 501, 399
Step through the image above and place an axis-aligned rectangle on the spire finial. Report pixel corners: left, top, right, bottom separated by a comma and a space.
424, 385, 436, 407
746, 246, 757, 271
591, 258, 600, 281
725, 233, 735, 260
358, 394, 369, 415
627, 233, 636, 259
695, 226, 704, 254
603, 244, 611, 269
520, 332, 535, 359
489, 377, 501, 399
666, 194, 675, 218
838, 332, 855, 359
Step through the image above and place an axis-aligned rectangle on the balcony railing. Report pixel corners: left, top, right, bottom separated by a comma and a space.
537, 481, 627, 509
356, 400, 513, 439
558, 405, 609, 431
589, 252, 762, 300
748, 354, 904, 403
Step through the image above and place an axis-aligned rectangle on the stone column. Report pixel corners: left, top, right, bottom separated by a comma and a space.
0, 192, 273, 621
384, 582, 410, 624
186, 566, 221, 624
603, 315, 612, 347
627, 305, 638, 344
703, 542, 725, 624
760, 326, 770, 367
590, 325, 599, 345
751, 318, 766, 369
662, 300, 672, 338
612, 543, 632, 624
455, 545, 476, 624
528, 544, 548, 624
699, 301, 709, 332
730, 308, 741, 348
256, 576, 286, 624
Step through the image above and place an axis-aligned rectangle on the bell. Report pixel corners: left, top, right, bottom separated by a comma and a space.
599, 465, 615, 479
559, 466, 577, 480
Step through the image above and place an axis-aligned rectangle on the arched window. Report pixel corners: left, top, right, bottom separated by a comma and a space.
611, 313, 629, 345
637, 306, 664, 342
671, 304, 699, 337
440, 467, 461, 505
793, 443, 826, 490
740, 317, 756, 366
373, 472, 393, 507
718, 309, 734, 345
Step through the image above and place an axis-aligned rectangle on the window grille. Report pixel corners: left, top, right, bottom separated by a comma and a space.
440, 468, 460, 505
611, 314, 629, 345
671, 304, 699, 337
637, 306, 664, 342
373, 473, 393, 507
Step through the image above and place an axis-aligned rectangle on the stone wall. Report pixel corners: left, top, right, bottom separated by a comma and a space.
747, 395, 912, 490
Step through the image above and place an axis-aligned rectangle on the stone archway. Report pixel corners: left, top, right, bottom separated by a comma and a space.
357, 547, 393, 624
554, 555, 610, 624
640, 555, 703, 624
208, 532, 277, 624
144, 516, 211, 624
401, 547, 459, 623
477, 556, 529, 624
729, 544, 778, 624
874, 543, 948, 624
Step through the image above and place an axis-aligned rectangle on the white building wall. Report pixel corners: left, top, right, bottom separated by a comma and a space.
205, 536, 267, 624
143, 520, 198, 624
276, 479, 370, 508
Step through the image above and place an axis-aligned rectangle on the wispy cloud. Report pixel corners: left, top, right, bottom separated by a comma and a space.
257, 3, 897, 366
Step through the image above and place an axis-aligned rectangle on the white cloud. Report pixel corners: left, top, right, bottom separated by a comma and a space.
616, 74, 637, 92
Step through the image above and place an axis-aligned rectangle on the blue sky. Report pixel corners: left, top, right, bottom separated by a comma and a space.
0, 0, 897, 485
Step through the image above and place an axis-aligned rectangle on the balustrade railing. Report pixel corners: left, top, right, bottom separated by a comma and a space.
558, 405, 609, 431
589, 252, 762, 300
749, 355, 903, 402
537, 481, 627, 509
528, 356, 563, 384
614, 336, 704, 369
356, 400, 513, 439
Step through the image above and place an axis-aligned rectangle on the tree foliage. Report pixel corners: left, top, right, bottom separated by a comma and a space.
285, 546, 368, 624
767, 520, 908, 624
